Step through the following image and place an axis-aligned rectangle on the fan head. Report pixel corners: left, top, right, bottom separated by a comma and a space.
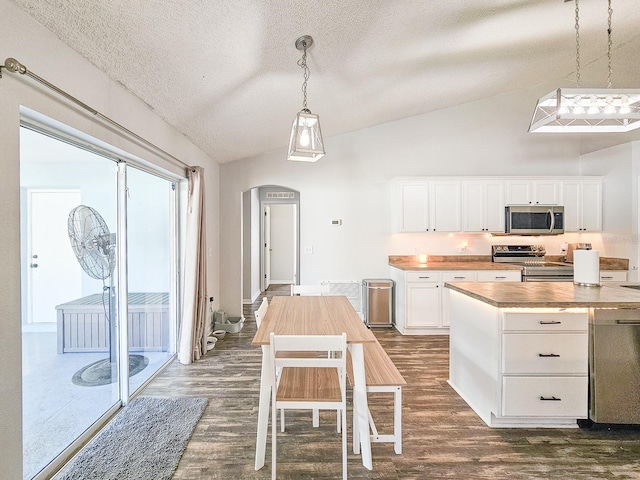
68, 205, 115, 280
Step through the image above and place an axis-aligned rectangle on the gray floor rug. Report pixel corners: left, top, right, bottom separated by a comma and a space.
52, 396, 208, 480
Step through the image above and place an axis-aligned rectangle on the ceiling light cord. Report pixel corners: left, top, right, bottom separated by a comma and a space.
297, 40, 310, 112
607, 0, 613, 89
575, 0, 581, 88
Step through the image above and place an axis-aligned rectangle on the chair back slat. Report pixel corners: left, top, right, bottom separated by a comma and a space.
254, 297, 269, 328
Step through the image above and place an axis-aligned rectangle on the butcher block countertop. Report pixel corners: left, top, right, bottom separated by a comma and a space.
389, 255, 521, 271
445, 281, 640, 308
389, 255, 629, 271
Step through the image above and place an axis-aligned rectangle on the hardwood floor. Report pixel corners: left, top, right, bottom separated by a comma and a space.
142, 286, 640, 479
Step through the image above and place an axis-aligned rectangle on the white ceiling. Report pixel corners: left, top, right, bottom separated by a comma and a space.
9, 0, 640, 163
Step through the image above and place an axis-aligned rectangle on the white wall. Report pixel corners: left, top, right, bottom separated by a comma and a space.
0, 2, 220, 476
220, 85, 639, 312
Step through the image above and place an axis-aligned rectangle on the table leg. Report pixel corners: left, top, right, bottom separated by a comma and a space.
349, 343, 372, 470
255, 345, 273, 470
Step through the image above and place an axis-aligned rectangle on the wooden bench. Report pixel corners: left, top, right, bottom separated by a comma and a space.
347, 339, 406, 454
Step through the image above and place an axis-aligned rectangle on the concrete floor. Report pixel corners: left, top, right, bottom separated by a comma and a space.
22, 331, 172, 479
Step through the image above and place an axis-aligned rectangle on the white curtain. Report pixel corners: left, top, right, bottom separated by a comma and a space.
178, 167, 208, 364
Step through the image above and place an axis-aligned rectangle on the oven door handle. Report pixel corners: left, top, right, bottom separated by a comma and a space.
547, 208, 555, 233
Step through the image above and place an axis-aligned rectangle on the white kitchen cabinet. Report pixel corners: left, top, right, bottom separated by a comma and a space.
391, 267, 521, 334
561, 179, 603, 232
406, 282, 441, 328
505, 179, 559, 205
462, 180, 505, 232
396, 181, 429, 232
393, 180, 461, 232
430, 181, 461, 232
600, 270, 628, 282
500, 311, 588, 420
476, 270, 522, 282
448, 290, 589, 427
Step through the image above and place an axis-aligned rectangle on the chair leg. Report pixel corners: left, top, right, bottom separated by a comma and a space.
272, 401, 277, 480
341, 406, 347, 480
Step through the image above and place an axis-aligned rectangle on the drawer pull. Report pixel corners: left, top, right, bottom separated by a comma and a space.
601, 276, 613, 279
495, 276, 507, 279
538, 353, 560, 357
418, 276, 431, 279
539, 320, 561, 325
453, 276, 466, 279
539, 396, 562, 401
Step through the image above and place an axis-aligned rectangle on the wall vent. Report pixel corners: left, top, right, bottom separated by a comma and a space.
266, 192, 295, 199
321, 280, 362, 314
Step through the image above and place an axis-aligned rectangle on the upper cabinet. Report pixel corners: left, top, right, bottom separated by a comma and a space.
394, 180, 461, 232
561, 179, 603, 232
392, 176, 602, 234
505, 179, 560, 205
462, 180, 505, 232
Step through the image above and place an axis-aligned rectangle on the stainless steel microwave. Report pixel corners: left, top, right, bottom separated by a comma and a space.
505, 205, 564, 235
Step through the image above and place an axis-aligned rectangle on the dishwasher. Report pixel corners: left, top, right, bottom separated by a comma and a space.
590, 308, 640, 424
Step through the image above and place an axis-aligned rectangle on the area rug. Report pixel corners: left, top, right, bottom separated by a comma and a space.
72, 355, 149, 387
52, 396, 208, 480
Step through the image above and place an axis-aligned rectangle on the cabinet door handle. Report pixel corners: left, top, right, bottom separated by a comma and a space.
538, 353, 560, 357
539, 396, 561, 401
539, 320, 561, 325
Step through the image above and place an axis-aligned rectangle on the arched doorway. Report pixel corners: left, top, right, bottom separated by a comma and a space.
241, 185, 300, 304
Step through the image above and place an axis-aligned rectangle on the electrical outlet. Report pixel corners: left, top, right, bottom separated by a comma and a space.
304, 246, 313, 254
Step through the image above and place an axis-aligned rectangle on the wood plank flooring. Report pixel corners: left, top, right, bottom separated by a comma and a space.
142, 286, 640, 479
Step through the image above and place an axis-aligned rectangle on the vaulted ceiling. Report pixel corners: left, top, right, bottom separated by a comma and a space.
9, 0, 640, 163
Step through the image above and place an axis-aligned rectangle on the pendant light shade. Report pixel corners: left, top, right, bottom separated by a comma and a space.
529, 0, 640, 133
288, 109, 325, 161
287, 35, 325, 162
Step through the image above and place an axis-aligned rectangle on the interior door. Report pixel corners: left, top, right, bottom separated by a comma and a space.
263, 205, 271, 290
27, 189, 82, 325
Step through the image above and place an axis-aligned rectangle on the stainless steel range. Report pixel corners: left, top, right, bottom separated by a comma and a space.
491, 244, 574, 282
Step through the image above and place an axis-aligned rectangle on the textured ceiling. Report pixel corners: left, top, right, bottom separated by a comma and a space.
9, 0, 640, 163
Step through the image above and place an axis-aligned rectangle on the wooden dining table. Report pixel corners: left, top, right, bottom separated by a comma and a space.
252, 295, 378, 471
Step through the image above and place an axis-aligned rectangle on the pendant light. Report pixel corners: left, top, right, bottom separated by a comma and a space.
529, 0, 640, 133
287, 35, 325, 162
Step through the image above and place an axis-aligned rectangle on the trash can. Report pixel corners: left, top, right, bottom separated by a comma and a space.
362, 279, 395, 328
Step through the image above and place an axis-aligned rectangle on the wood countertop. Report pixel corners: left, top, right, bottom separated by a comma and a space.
445, 281, 640, 308
389, 255, 629, 271
389, 255, 522, 271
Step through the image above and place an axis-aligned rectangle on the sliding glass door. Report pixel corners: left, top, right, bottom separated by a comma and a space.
20, 125, 180, 479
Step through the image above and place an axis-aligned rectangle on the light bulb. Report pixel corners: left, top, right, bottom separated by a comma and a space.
573, 95, 584, 114
604, 95, 616, 114
299, 128, 310, 147
620, 95, 631, 114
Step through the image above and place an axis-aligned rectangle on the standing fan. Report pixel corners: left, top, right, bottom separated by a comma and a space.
67, 205, 147, 386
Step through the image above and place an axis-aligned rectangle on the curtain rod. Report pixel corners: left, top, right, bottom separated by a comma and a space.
1, 57, 192, 170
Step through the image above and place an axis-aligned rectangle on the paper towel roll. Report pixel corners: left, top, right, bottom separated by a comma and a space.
573, 249, 600, 286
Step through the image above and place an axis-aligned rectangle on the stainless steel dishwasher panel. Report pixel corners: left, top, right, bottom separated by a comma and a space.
590, 309, 640, 424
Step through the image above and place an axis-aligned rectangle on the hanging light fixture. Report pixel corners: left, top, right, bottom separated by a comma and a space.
529, 0, 640, 133
287, 35, 325, 162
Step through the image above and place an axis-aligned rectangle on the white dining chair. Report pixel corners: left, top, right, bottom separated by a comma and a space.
270, 332, 348, 480
254, 297, 269, 328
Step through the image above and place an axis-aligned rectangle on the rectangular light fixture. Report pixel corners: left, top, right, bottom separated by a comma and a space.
529, 88, 640, 133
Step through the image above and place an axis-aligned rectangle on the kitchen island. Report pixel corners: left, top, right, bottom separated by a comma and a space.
445, 281, 640, 428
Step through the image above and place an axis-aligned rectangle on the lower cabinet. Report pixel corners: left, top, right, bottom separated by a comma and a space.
500, 311, 589, 422
390, 267, 521, 334
448, 290, 589, 428
600, 270, 628, 282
